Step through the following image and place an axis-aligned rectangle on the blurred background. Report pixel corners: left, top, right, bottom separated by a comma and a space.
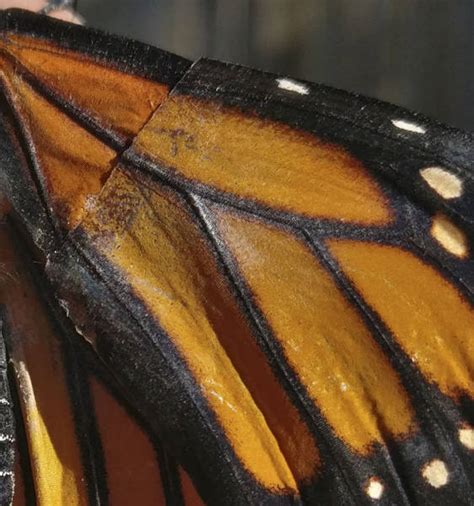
76, 0, 473, 130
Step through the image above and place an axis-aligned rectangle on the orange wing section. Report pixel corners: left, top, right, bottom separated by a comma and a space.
78, 166, 320, 489
329, 240, 474, 401
132, 95, 393, 225
1, 69, 116, 229
209, 206, 415, 452
0, 34, 170, 139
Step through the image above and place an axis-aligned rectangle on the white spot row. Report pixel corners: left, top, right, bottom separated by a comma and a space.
393, 123, 467, 256
0, 434, 14, 443
365, 459, 449, 501
365, 425, 474, 500
276, 78, 309, 95
417, 166, 466, 258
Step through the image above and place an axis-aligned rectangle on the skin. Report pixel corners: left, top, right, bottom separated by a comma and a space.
0, 0, 83, 23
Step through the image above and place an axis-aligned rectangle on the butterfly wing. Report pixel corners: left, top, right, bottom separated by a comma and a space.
0, 8, 473, 506
0, 8, 189, 245
0, 216, 205, 505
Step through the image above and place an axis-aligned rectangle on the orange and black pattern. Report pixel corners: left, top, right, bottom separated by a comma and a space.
0, 8, 472, 505
0, 218, 204, 506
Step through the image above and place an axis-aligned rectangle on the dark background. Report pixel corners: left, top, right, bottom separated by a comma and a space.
77, 1, 474, 131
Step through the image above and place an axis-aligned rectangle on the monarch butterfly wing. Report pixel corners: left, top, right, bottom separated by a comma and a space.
0, 8, 198, 506
45, 58, 474, 504
0, 8, 473, 506
0, 11, 313, 505
0, 216, 205, 505
0, 8, 189, 246
120, 59, 473, 504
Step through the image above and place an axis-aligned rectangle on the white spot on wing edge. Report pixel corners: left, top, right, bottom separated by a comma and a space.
431, 214, 468, 258
391, 119, 426, 134
0, 434, 14, 443
420, 167, 463, 199
459, 425, 474, 450
365, 477, 384, 500
422, 459, 449, 488
277, 78, 309, 95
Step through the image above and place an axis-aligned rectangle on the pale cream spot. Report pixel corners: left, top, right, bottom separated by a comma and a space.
392, 119, 426, 134
276, 78, 309, 95
431, 214, 468, 258
391, 119, 426, 134
420, 167, 463, 199
422, 459, 449, 488
459, 425, 474, 450
365, 477, 384, 500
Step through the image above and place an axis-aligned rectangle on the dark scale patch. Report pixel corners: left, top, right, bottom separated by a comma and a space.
0, 318, 15, 506
147, 127, 197, 157
88, 168, 145, 243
